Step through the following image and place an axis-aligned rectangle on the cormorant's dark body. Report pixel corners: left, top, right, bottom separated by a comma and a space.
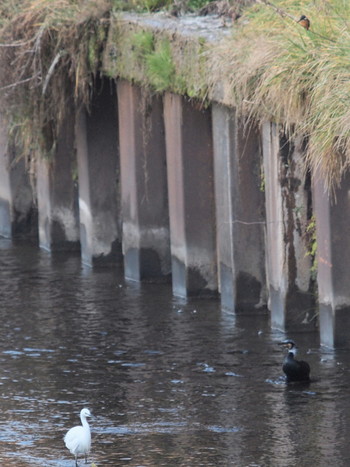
282, 352, 310, 383
279, 340, 311, 383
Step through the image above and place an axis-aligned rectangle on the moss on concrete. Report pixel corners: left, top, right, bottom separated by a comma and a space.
103, 12, 225, 100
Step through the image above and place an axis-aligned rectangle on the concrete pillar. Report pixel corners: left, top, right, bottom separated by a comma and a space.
163, 93, 217, 298
76, 81, 121, 266
313, 172, 350, 348
37, 106, 80, 252
212, 104, 266, 312
262, 122, 315, 331
117, 81, 170, 281
0, 115, 12, 238
0, 115, 37, 239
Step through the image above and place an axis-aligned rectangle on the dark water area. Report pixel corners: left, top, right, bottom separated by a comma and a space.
0, 239, 350, 466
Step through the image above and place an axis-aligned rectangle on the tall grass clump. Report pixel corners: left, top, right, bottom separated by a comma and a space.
208, 0, 350, 191
146, 39, 175, 91
0, 0, 112, 160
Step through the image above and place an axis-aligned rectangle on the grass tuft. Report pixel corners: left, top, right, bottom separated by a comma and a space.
146, 38, 175, 91
208, 0, 350, 190
0, 0, 111, 161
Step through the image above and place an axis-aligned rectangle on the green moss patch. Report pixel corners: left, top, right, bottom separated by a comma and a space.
103, 13, 214, 100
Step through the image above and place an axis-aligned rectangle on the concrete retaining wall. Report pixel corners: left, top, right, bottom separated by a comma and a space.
1, 79, 348, 347
1, 14, 350, 348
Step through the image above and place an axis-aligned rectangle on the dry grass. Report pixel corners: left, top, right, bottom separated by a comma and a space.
0, 0, 112, 159
0, 0, 212, 160
208, 0, 350, 190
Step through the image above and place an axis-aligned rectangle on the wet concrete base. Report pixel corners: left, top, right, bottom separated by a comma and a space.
329, 306, 350, 348
171, 256, 217, 298
236, 272, 264, 311
319, 304, 350, 348
270, 285, 316, 331
0, 198, 11, 238
79, 223, 121, 267
8, 157, 38, 240
124, 247, 170, 283
218, 262, 235, 311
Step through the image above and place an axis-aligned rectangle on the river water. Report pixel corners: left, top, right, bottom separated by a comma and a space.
0, 238, 349, 466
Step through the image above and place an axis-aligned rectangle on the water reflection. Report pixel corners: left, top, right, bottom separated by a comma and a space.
0, 239, 349, 465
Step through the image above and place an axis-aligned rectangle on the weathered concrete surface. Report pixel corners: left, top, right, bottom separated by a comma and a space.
313, 171, 350, 348
117, 80, 170, 281
262, 122, 314, 331
212, 105, 266, 311
212, 104, 235, 309
104, 12, 232, 101
0, 115, 36, 239
164, 93, 217, 297
76, 81, 121, 266
37, 105, 80, 252
234, 120, 266, 310
6, 149, 38, 239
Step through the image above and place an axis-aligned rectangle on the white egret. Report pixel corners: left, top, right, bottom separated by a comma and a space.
64, 407, 92, 466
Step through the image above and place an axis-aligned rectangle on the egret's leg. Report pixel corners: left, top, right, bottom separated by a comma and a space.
85, 453, 88, 463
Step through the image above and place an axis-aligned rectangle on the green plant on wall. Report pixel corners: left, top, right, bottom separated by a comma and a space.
132, 30, 155, 58
146, 39, 175, 92
305, 215, 317, 280
259, 165, 265, 193
129, 31, 176, 92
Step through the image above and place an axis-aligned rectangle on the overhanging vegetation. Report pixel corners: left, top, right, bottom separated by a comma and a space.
0, 0, 112, 161
208, 0, 350, 191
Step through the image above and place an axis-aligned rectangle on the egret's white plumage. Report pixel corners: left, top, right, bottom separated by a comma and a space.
64, 408, 92, 466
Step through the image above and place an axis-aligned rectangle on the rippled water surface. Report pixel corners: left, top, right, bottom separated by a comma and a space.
1, 239, 350, 466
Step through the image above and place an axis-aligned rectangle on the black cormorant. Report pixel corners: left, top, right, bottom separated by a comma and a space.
278, 339, 310, 383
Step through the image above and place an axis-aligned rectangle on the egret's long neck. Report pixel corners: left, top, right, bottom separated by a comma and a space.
81, 415, 90, 429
